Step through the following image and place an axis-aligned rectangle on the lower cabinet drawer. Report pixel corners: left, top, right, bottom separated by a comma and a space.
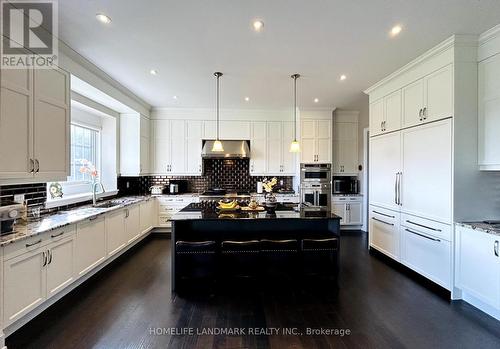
401, 226, 451, 290
158, 215, 171, 227
369, 206, 400, 260
401, 213, 451, 242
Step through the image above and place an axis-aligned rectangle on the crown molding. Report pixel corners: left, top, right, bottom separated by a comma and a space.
479, 24, 500, 46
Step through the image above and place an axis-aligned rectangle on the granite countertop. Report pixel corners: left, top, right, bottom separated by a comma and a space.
171, 203, 341, 221
1, 196, 152, 247
456, 221, 500, 236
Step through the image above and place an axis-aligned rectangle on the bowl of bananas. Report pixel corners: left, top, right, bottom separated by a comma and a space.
216, 199, 240, 212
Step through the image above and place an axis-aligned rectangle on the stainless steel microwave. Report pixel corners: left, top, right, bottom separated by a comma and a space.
332, 176, 359, 195
300, 163, 331, 183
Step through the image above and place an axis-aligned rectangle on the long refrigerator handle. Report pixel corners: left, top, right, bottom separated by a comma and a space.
394, 173, 398, 205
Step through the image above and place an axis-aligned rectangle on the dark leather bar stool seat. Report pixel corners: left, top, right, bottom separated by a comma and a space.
221, 240, 260, 280
175, 241, 217, 281
301, 237, 339, 279
260, 239, 298, 280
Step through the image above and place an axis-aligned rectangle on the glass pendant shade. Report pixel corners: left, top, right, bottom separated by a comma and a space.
289, 140, 300, 153
212, 139, 224, 152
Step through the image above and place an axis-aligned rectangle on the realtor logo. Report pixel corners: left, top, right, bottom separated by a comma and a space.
1, 0, 58, 68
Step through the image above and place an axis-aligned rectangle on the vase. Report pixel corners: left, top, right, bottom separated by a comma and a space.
264, 192, 277, 213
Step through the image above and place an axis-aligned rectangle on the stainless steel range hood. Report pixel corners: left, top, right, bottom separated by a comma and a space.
201, 140, 250, 159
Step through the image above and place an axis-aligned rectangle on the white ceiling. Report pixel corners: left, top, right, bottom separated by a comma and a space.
58, 0, 500, 111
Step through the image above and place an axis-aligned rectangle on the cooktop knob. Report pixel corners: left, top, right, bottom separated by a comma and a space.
8, 209, 19, 219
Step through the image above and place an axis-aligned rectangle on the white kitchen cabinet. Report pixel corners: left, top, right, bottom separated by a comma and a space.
3, 246, 46, 324
140, 199, 154, 234
369, 98, 384, 136
401, 119, 452, 223
120, 114, 150, 176
332, 196, 363, 226
105, 208, 127, 256
369, 206, 401, 260
0, 65, 70, 182
300, 119, 332, 163
250, 122, 267, 175
46, 234, 75, 299
478, 53, 500, 170
401, 223, 451, 289
333, 112, 358, 174
170, 120, 186, 174
369, 132, 401, 211
186, 120, 203, 174
220, 121, 251, 140
402, 79, 425, 128
402, 65, 453, 128
456, 225, 500, 308
267, 122, 282, 174
75, 216, 106, 277
125, 204, 141, 244
0, 67, 33, 179
281, 122, 296, 174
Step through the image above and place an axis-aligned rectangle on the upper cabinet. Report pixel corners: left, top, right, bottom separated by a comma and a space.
370, 64, 453, 136
120, 114, 150, 176
478, 51, 500, 170
0, 65, 70, 183
250, 121, 296, 176
301, 118, 332, 164
333, 111, 358, 175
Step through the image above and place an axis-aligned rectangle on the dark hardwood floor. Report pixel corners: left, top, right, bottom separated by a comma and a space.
6, 232, 500, 349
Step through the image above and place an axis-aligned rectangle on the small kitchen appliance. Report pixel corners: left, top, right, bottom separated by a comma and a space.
150, 185, 164, 195
332, 176, 359, 195
300, 163, 331, 183
169, 180, 188, 194
0, 201, 24, 235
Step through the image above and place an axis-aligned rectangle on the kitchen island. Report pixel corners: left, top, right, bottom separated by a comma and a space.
170, 203, 341, 291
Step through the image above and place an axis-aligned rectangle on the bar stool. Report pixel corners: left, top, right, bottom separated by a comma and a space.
221, 240, 260, 281
301, 237, 339, 281
175, 241, 217, 284
260, 239, 298, 280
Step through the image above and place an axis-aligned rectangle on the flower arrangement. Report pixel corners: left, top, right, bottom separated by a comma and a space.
79, 159, 98, 182
262, 177, 278, 193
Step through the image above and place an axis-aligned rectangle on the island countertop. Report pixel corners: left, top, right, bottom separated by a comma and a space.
171, 202, 341, 221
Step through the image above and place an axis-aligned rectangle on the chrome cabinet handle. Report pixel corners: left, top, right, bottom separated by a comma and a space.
419, 108, 423, 121
372, 217, 394, 226
394, 173, 398, 205
35, 159, 40, 173
405, 220, 441, 232
397, 172, 402, 206
89, 216, 98, 221
29, 158, 35, 173
373, 210, 395, 219
405, 228, 440, 242
380, 121, 384, 131
423, 107, 427, 120
494, 241, 499, 257
26, 239, 42, 247
42, 251, 47, 266
51, 231, 64, 238
48, 250, 52, 264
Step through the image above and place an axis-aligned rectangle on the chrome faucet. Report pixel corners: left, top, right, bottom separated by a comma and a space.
92, 182, 105, 206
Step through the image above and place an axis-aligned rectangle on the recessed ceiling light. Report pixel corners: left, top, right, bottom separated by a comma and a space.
96, 13, 112, 24
340, 74, 347, 81
253, 20, 264, 32
149, 69, 158, 76
244, 97, 250, 102
390, 25, 402, 37
172, 95, 178, 100
314, 98, 319, 103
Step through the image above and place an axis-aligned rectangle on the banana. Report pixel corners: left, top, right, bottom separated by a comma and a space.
218, 200, 237, 209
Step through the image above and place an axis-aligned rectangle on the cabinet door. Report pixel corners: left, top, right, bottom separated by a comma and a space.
3, 248, 46, 324
33, 67, 70, 180
76, 217, 106, 276
126, 205, 141, 243
267, 122, 282, 174
186, 120, 203, 174
369, 132, 401, 211
106, 209, 127, 256
334, 122, 358, 174
456, 226, 500, 308
401, 119, 452, 223
250, 122, 267, 174
281, 121, 296, 174
139, 201, 150, 233
478, 55, 500, 168
151, 120, 170, 174
369, 207, 400, 260
169, 120, 186, 174
384, 89, 402, 132
402, 79, 424, 128
331, 203, 346, 223
347, 202, 363, 225
424, 64, 453, 122
220, 121, 251, 140
316, 120, 331, 163
203, 120, 217, 139
369, 99, 384, 136
0, 67, 34, 179
140, 136, 150, 174
300, 120, 316, 163
46, 236, 75, 298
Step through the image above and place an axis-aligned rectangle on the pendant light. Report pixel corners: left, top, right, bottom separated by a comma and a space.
212, 72, 224, 152
289, 73, 301, 153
